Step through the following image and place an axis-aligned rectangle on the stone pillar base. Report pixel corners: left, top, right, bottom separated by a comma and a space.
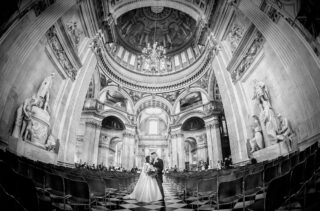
252, 142, 290, 162
8, 136, 57, 164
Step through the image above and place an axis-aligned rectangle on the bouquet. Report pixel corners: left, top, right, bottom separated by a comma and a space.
147, 166, 158, 177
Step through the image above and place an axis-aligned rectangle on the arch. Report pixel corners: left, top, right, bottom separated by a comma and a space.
173, 87, 210, 114
109, 136, 122, 149
110, 0, 205, 23
134, 95, 173, 115
99, 109, 130, 125
185, 137, 197, 147
181, 116, 205, 131
102, 116, 126, 130
99, 85, 135, 114
177, 110, 207, 126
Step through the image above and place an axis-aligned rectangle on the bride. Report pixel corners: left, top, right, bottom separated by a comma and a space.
124, 155, 162, 202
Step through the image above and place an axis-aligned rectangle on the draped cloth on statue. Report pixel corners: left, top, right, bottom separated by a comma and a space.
124, 163, 162, 202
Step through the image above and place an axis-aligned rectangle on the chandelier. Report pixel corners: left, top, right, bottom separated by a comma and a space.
140, 42, 168, 74
138, 11, 171, 74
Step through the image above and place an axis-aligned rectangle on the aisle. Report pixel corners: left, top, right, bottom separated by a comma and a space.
112, 182, 193, 211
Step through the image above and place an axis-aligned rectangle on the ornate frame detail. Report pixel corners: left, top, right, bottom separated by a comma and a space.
45, 22, 82, 81
227, 29, 265, 82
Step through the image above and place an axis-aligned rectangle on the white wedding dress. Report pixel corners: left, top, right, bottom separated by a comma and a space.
124, 163, 162, 202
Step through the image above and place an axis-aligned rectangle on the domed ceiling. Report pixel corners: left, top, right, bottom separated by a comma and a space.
116, 6, 197, 54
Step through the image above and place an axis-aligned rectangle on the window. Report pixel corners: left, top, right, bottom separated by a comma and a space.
149, 120, 158, 135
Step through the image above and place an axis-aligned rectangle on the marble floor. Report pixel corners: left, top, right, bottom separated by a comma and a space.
107, 183, 193, 211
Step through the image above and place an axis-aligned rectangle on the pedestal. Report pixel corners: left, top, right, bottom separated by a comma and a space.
8, 136, 57, 164
30, 107, 50, 147
252, 142, 290, 162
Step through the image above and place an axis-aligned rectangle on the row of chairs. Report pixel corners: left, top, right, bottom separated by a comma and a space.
0, 152, 139, 211
167, 142, 320, 210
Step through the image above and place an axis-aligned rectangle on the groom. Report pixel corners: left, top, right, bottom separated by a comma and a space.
151, 152, 165, 201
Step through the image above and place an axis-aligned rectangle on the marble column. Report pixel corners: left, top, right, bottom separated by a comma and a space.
98, 136, 110, 166
206, 117, 223, 163
170, 134, 178, 168
176, 133, 185, 170
121, 131, 135, 170
83, 120, 101, 165
197, 146, 208, 162
205, 118, 215, 167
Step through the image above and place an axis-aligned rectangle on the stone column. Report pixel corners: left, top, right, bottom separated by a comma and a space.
171, 127, 185, 170
121, 129, 135, 170
206, 117, 223, 163
170, 134, 178, 168
205, 118, 215, 167
98, 135, 110, 167
177, 133, 185, 170
83, 119, 101, 165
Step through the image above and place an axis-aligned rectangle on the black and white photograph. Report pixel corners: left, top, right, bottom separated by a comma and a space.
1, 0, 320, 211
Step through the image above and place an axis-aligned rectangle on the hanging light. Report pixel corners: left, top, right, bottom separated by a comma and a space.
139, 10, 168, 74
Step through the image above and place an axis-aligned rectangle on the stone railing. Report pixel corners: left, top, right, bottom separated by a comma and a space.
83, 98, 132, 116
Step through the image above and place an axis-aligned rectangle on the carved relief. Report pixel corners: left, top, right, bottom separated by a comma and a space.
227, 23, 246, 53
46, 26, 78, 80
225, 12, 251, 54
161, 91, 180, 104
231, 31, 265, 82
65, 21, 83, 49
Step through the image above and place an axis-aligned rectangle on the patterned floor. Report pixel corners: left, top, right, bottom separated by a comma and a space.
102, 180, 264, 211
108, 182, 194, 211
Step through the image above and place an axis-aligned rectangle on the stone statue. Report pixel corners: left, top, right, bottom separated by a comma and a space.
253, 80, 279, 144
45, 135, 59, 153
12, 95, 39, 140
36, 73, 54, 111
12, 74, 55, 147
248, 115, 264, 153
276, 113, 294, 152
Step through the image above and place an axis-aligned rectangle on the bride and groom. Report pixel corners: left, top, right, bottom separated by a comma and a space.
125, 152, 165, 203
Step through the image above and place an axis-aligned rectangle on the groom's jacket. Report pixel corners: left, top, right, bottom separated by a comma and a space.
152, 158, 164, 182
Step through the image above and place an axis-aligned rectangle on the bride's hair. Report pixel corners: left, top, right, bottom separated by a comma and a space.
145, 155, 151, 163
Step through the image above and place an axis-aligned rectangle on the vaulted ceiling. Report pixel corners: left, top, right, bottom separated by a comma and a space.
115, 6, 197, 55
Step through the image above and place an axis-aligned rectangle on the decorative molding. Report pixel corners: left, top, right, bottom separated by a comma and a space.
46, 25, 81, 81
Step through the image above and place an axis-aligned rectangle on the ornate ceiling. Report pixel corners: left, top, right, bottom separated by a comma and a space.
116, 6, 196, 55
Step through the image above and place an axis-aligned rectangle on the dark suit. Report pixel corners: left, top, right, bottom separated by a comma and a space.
152, 158, 165, 199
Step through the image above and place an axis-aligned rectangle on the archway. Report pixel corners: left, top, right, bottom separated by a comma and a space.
102, 116, 126, 130
184, 137, 197, 170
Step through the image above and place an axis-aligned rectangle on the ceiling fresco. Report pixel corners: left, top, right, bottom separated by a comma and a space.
116, 7, 197, 54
